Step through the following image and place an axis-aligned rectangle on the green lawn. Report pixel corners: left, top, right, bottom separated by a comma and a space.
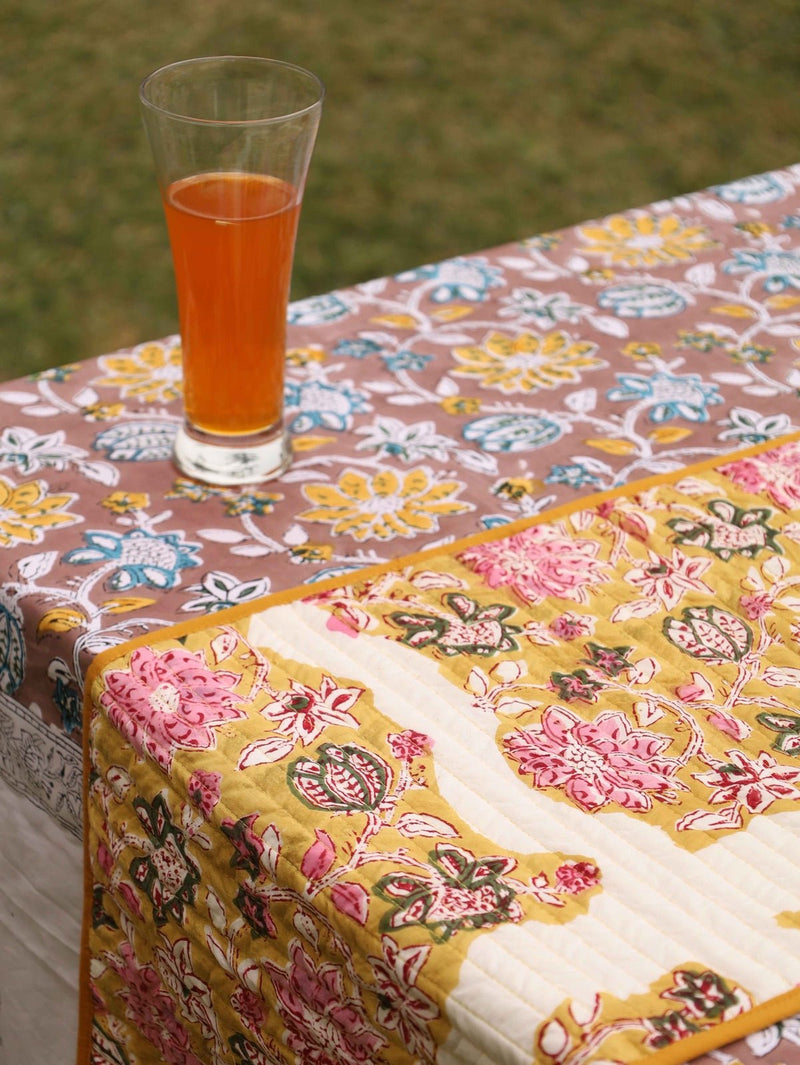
2, 0, 799, 379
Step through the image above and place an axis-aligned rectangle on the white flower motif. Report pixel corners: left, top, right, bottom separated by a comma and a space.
498, 287, 587, 326
718, 407, 795, 444
182, 570, 270, 613
0, 426, 87, 473
355, 416, 456, 463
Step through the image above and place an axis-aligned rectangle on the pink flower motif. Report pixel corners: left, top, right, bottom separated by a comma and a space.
624, 547, 714, 609
555, 860, 602, 894
107, 941, 203, 1065
739, 591, 773, 620
155, 936, 218, 1045
458, 522, 608, 605
675, 671, 713, 703
330, 881, 370, 925
264, 674, 363, 745
326, 613, 360, 638
388, 729, 432, 761
186, 769, 221, 819
301, 829, 336, 880
267, 940, 385, 1063
231, 985, 265, 1033
366, 935, 439, 1058
504, 705, 686, 812
117, 881, 144, 919
549, 612, 594, 640
694, 749, 800, 814
97, 840, 114, 876
99, 646, 243, 773
706, 710, 750, 741
721, 441, 800, 511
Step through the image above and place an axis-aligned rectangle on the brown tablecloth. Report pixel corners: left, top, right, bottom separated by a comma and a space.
1, 164, 799, 1064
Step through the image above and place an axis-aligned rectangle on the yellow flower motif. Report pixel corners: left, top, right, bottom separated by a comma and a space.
493, 477, 540, 502
33, 363, 81, 382
0, 477, 79, 546
452, 330, 601, 394
582, 267, 615, 283
101, 491, 150, 514
289, 542, 334, 563
300, 467, 472, 541
578, 213, 717, 267
622, 341, 662, 361
92, 342, 183, 403
82, 402, 125, 421
736, 221, 773, 238
166, 479, 215, 503
287, 345, 327, 366
440, 395, 482, 415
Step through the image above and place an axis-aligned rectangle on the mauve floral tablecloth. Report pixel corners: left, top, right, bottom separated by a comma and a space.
0, 165, 799, 1063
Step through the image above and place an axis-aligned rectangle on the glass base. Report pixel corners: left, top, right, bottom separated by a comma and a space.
173, 422, 291, 486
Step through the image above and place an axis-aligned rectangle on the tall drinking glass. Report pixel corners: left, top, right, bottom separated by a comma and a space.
139, 56, 324, 485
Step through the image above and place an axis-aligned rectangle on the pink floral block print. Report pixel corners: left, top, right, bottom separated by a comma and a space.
266, 939, 387, 1063
505, 706, 686, 812
99, 645, 244, 772
720, 440, 800, 511
458, 522, 608, 604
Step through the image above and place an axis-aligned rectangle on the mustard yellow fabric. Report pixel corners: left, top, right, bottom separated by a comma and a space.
80, 434, 800, 1065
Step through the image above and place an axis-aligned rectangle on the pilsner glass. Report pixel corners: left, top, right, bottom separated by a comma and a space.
139, 56, 324, 485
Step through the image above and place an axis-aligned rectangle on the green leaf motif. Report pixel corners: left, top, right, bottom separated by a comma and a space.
389, 591, 521, 656
374, 843, 520, 942
667, 499, 780, 561
288, 742, 392, 813
663, 606, 752, 663
757, 711, 800, 756
129, 793, 200, 926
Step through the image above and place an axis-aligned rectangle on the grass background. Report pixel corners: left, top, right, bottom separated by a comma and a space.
2, 0, 799, 380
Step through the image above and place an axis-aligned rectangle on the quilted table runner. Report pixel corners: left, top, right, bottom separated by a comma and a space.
79, 433, 800, 1065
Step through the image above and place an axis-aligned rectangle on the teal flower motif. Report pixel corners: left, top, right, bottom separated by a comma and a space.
48, 658, 82, 733
597, 282, 687, 318
382, 350, 432, 372
723, 249, 800, 292
396, 256, 503, 303
64, 528, 201, 590
288, 293, 350, 325
546, 462, 602, 488
480, 514, 512, 530
93, 421, 176, 462
713, 173, 788, 204
462, 412, 564, 452
285, 379, 370, 433
333, 338, 382, 359
607, 370, 722, 422
0, 595, 25, 694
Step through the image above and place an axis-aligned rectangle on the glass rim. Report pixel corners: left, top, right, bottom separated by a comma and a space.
139, 55, 325, 126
